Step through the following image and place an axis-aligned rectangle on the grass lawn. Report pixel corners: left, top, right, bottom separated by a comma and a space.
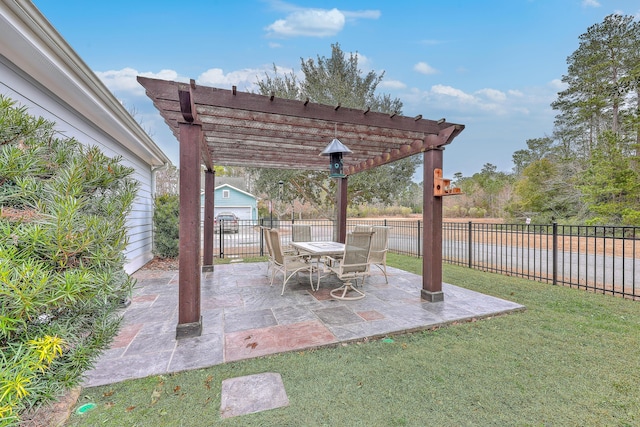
65, 255, 640, 426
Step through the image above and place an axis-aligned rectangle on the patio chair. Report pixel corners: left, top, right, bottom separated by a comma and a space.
368, 226, 390, 283
262, 226, 275, 276
324, 231, 373, 300
269, 228, 314, 295
292, 224, 312, 242
290, 224, 313, 258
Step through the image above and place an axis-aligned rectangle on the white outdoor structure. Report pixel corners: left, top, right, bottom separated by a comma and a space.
0, 1, 171, 273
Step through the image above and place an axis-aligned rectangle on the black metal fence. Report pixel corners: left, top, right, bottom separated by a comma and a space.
442, 222, 639, 300
210, 219, 640, 300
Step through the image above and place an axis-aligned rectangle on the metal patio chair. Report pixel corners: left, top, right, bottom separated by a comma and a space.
292, 224, 312, 242
368, 226, 390, 283
324, 231, 374, 300
262, 226, 275, 276
269, 228, 314, 295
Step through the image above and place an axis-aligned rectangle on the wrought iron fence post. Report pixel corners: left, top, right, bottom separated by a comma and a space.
417, 220, 421, 257
468, 221, 473, 268
219, 223, 224, 258
259, 219, 264, 257
552, 221, 558, 285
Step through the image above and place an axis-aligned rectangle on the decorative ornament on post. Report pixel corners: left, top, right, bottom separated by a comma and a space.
320, 137, 352, 178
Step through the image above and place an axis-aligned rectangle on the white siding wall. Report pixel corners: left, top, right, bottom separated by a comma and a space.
1, 56, 154, 273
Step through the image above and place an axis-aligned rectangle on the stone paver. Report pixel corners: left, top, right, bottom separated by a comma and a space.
220, 373, 289, 418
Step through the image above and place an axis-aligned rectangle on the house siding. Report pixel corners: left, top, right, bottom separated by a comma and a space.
202, 184, 258, 221
215, 188, 257, 220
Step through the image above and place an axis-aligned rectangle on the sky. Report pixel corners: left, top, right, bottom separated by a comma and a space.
33, 0, 640, 180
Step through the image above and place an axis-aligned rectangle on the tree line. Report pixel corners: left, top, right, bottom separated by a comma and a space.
451, 14, 640, 225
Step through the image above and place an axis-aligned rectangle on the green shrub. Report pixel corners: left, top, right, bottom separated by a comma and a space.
153, 194, 179, 258
0, 95, 137, 423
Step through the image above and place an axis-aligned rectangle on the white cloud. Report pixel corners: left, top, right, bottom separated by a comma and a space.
96, 68, 183, 96
266, 8, 345, 37
379, 79, 407, 89
198, 66, 283, 92
549, 78, 567, 91
265, 6, 379, 38
354, 52, 371, 70
97, 65, 297, 98
582, 0, 600, 7
414, 61, 438, 75
431, 84, 476, 104
476, 88, 507, 102
269, 42, 283, 48
401, 84, 539, 116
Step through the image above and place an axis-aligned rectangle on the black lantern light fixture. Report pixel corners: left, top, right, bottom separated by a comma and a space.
320, 137, 352, 178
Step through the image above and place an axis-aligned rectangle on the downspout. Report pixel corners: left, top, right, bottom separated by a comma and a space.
151, 162, 171, 198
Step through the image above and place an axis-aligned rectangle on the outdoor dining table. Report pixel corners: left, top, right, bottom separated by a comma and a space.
289, 241, 345, 290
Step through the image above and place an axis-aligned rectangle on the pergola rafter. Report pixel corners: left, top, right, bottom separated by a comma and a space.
137, 76, 465, 339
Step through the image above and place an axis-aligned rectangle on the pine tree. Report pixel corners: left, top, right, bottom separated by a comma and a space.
253, 43, 419, 217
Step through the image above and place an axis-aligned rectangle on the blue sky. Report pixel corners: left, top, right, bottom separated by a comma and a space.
33, 0, 640, 179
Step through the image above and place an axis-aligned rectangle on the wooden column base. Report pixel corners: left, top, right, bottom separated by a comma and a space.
176, 316, 202, 339
421, 290, 444, 302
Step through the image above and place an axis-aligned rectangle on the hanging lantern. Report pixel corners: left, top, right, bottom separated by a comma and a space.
320, 138, 352, 178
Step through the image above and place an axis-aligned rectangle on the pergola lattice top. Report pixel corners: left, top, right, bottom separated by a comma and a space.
137, 77, 464, 173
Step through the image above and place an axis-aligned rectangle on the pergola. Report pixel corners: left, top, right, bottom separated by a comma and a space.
138, 76, 465, 338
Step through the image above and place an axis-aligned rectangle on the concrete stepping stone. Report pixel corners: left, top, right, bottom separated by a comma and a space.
220, 372, 289, 419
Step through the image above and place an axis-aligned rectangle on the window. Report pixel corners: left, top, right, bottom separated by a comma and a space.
222, 190, 230, 198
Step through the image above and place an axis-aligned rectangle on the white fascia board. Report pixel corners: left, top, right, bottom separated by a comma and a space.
214, 184, 257, 199
0, 1, 171, 166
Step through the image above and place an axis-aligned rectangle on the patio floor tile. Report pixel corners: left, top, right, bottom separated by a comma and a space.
312, 306, 365, 327
225, 320, 337, 362
357, 310, 385, 321
272, 305, 320, 325
223, 308, 278, 333
111, 323, 143, 349
169, 333, 224, 372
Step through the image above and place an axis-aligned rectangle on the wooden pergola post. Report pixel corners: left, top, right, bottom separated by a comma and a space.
336, 176, 348, 243
202, 168, 215, 272
421, 148, 445, 302
176, 121, 202, 338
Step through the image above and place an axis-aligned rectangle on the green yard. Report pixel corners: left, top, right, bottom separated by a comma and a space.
65, 255, 640, 426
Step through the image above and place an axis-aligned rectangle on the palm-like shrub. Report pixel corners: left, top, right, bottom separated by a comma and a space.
0, 95, 138, 423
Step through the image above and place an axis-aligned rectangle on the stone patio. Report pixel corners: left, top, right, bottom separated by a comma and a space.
82, 262, 525, 387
